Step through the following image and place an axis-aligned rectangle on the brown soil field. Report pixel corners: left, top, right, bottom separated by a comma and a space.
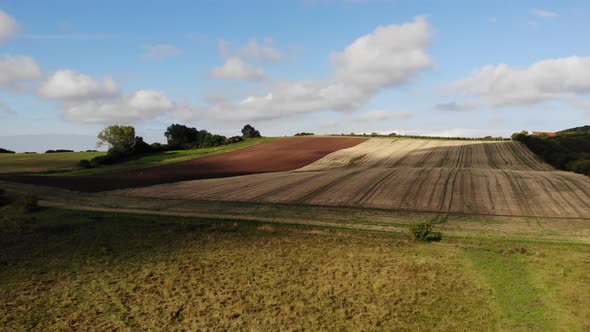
0, 137, 366, 192
118, 138, 590, 219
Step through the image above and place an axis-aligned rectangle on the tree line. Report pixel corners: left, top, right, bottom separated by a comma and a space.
79, 123, 262, 168
330, 132, 509, 141
512, 129, 590, 176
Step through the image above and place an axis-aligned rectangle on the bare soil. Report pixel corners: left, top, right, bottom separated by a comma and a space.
0, 137, 366, 192
119, 138, 590, 219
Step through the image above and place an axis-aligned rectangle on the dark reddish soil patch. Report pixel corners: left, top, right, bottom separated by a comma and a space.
0, 137, 366, 192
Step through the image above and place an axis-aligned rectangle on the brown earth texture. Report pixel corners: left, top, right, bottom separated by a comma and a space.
118, 138, 590, 219
0, 137, 366, 192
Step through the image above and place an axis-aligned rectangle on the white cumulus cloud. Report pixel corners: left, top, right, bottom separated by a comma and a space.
128, 90, 174, 111
61, 90, 177, 124
39, 70, 119, 100
210, 58, 266, 80
36, 69, 184, 124
0, 55, 42, 88
0, 9, 19, 42
219, 38, 284, 62
354, 110, 414, 121
198, 16, 432, 121
444, 56, 590, 108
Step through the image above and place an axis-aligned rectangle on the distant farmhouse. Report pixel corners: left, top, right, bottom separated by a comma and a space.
531, 131, 557, 137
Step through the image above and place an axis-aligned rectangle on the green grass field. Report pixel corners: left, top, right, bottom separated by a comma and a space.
0, 138, 274, 176
0, 151, 105, 174
1, 201, 589, 330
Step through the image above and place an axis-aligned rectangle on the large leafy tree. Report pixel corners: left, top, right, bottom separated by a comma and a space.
165, 124, 201, 148
97, 125, 136, 155
241, 124, 261, 138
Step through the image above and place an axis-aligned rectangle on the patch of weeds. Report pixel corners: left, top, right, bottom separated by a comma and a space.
409, 222, 442, 242
208, 222, 239, 232
16, 194, 39, 213
430, 215, 448, 224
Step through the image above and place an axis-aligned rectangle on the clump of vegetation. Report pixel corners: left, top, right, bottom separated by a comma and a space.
512, 127, 590, 176
0, 147, 15, 154
331, 132, 509, 141
45, 149, 74, 153
241, 124, 262, 138
16, 193, 39, 212
409, 222, 442, 242
294, 132, 315, 136
78, 123, 262, 169
78, 159, 93, 169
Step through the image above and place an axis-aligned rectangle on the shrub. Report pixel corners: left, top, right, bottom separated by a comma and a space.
16, 194, 39, 212
409, 222, 442, 242
0, 148, 15, 154
45, 149, 74, 153
78, 159, 93, 168
225, 136, 244, 144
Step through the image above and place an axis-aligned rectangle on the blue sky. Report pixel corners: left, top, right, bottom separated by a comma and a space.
1, 0, 589, 151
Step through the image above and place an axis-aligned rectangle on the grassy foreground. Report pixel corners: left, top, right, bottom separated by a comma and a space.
1, 204, 589, 330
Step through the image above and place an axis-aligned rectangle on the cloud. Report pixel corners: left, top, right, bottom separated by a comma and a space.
219, 38, 284, 62
354, 110, 414, 121
210, 58, 266, 80
35, 69, 186, 124
39, 70, 119, 100
61, 90, 177, 124
0, 55, 43, 89
444, 56, 590, 108
198, 16, 432, 121
0, 9, 19, 42
434, 102, 476, 111
141, 44, 183, 60
531, 8, 558, 18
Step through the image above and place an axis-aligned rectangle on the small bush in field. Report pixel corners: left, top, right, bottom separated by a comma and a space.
410, 222, 442, 242
16, 194, 39, 212
78, 159, 93, 168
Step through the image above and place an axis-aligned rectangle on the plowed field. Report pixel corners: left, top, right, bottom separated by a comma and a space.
119, 138, 590, 219
1, 137, 366, 192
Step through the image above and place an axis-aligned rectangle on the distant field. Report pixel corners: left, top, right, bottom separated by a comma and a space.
0, 138, 275, 176
0, 151, 105, 174
2, 136, 366, 192
1, 205, 589, 330
122, 138, 590, 219
52, 137, 276, 176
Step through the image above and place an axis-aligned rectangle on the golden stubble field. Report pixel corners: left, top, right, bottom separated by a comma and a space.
117, 139, 590, 219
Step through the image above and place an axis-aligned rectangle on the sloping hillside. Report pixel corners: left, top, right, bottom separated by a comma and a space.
119, 138, 590, 219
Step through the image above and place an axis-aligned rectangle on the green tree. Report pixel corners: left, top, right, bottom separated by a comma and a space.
97, 125, 136, 155
164, 124, 200, 148
241, 124, 261, 138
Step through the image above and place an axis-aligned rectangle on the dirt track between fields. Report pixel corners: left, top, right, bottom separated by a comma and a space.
0, 137, 366, 192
